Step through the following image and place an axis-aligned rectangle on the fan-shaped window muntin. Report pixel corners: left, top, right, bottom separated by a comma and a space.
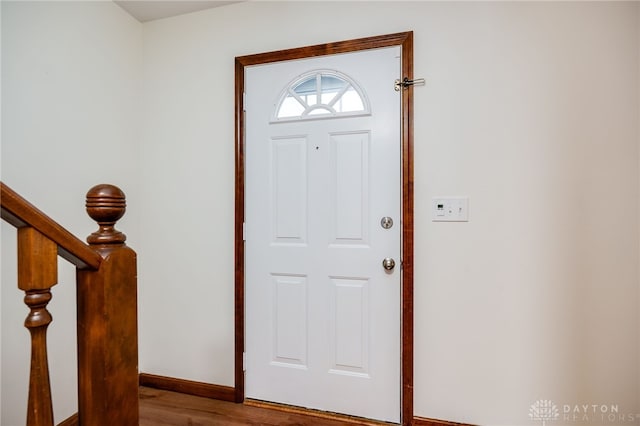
274, 70, 370, 121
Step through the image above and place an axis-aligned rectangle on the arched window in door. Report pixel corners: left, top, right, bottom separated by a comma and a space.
273, 70, 370, 121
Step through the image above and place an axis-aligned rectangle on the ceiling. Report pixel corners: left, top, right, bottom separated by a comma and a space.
114, 1, 241, 23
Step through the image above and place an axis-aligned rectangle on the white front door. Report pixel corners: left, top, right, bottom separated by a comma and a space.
244, 46, 401, 423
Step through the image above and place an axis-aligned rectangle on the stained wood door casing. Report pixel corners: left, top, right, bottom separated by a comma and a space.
234, 31, 414, 425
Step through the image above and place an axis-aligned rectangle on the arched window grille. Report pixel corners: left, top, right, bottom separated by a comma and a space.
273, 70, 370, 122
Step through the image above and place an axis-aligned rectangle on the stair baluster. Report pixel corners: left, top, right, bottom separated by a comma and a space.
18, 227, 57, 426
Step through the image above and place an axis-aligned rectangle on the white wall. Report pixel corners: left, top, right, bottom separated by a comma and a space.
139, 2, 639, 425
414, 3, 639, 424
1, 1, 638, 426
0, 1, 141, 424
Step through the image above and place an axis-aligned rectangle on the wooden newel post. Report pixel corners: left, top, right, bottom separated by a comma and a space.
76, 184, 138, 426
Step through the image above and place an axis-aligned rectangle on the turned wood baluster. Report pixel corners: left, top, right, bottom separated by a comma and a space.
18, 227, 57, 426
77, 184, 138, 426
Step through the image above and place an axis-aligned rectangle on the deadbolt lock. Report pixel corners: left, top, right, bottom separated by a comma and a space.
380, 216, 393, 229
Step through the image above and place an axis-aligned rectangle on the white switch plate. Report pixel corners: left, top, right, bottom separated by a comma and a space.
432, 197, 469, 222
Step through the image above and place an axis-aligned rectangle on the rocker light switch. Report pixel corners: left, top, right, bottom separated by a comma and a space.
432, 197, 469, 222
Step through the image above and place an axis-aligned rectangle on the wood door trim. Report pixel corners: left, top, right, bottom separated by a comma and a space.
234, 31, 414, 426
245, 399, 395, 425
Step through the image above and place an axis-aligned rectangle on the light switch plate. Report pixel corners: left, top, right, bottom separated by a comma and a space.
432, 197, 469, 222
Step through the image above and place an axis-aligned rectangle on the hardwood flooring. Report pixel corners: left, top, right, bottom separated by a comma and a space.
139, 387, 394, 426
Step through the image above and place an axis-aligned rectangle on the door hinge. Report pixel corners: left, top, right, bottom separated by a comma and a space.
242, 222, 246, 241
243, 352, 247, 371
243, 92, 247, 111
394, 77, 426, 91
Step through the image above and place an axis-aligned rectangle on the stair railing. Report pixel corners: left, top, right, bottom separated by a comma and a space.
1, 182, 139, 426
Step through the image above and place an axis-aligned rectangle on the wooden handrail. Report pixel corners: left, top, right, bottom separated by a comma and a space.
0, 182, 102, 270
1, 182, 139, 426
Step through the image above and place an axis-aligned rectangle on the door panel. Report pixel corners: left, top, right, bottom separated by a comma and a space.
329, 276, 370, 376
245, 46, 401, 423
329, 131, 369, 244
272, 274, 307, 368
271, 137, 307, 244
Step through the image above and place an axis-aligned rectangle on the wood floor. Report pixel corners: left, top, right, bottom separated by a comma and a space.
139, 387, 394, 426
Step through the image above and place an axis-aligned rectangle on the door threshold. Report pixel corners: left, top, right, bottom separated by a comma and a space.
244, 399, 399, 425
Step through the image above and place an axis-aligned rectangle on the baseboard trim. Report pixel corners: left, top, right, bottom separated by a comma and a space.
139, 373, 236, 402
413, 416, 474, 426
57, 413, 78, 426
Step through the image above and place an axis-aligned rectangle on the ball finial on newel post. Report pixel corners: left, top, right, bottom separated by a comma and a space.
86, 184, 127, 245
